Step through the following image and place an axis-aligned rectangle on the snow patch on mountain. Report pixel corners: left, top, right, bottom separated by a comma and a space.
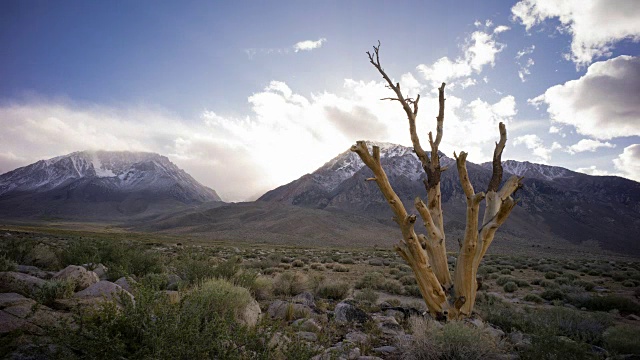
481, 160, 574, 181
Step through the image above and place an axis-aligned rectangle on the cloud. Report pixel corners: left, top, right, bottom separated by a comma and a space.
530, 55, 640, 139
513, 134, 561, 162
575, 165, 619, 177
293, 38, 327, 52
417, 22, 507, 88
613, 144, 640, 181
566, 139, 615, 154
512, 0, 640, 66
515, 45, 536, 82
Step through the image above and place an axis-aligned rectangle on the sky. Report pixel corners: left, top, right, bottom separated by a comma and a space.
1, 0, 639, 201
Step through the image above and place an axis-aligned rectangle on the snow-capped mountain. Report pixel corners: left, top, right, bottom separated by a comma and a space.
0, 151, 221, 219
259, 143, 640, 255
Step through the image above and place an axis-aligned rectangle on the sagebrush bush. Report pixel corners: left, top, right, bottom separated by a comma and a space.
332, 264, 349, 272
523, 293, 544, 303
496, 275, 515, 286
273, 272, 308, 296
35, 279, 75, 306
604, 324, 640, 355
402, 317, 501, 360
355, 272, 385, 289
0, 254, 17, 272
503, 281, 518, 293
315, 281, 350, 300
355, 288, 379, 304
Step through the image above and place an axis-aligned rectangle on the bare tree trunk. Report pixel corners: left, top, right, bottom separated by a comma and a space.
351, 43, 523, 320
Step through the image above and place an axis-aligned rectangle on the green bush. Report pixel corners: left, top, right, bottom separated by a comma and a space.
355, 272, 386, 289
332, 264, 349, 272
544, 272, 558, 279
523, 293, 544, 303
381, 279, 404, 295
35, 279, 75, 306
273, 272, 308, 296
541, 289, 565, 301
520, 334, 599, 360
496, 275, 516, 286
503, 281, 518, 293
573, 295, 640, 314
0, 254, 17, 272
604, 324, 640, 355
355, 288, 379, 304
402, 317, 501, 360
315, 281, 350, 300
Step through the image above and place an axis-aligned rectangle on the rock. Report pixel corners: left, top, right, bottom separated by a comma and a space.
91, 264, 108, 280
166, 274, 181, 290
590, 345, 608, 357
161, 290, 181, 304
53, 265, 99, 291
344, 331, 369, 344
372, 346, 398, 355
16, 265, 52, 279
74, 280, 134, 304
293, 318, 322, 332
357, 357, 383, 360
372, 314, 403, 335
593, 286, 610, 293
334, 302, 370, 324
448, 256, 457, 263
267, 300, 311, 320
268, 332, 291, 350
0, 293, 36, 309
0, 271, 47, 297
297, 331, 318, 341
293, 291, 316, 308
485, 325, 505, 340
626, 314, 640, 321
509, 331, 531, 350
4, 303, 73, 329
0, 310, 42, 335
114, 276, 137, 293
465, 317, 484, 328
237, 299, 261, 327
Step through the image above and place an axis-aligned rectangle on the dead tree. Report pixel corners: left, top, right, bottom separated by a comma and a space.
351, 42, 523, 320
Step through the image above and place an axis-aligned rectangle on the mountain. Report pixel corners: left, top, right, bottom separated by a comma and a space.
259, 143, 640, 255
0, 150, 221, 220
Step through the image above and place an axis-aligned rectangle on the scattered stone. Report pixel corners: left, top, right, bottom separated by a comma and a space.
509, 331, 531, 350
465, 317, 484, 328
372, 346, 398, 355
344, 331, 368, 344
590, 345, 608, 357
293, 318, 322, 332
16, 265, 52, 279
357, 357, 383, 360
593, 286, 610, 293
297, 331, 318, 342
626, 314, 640, 321
237, 299, 261, 328
372, 314, 404, 336
292, 291, 316, 308
114, 276, 137, 293
334, 302, 370, 324
0, 310, 42, 335
485, 325, 505, 340
0, 271, 47, 297
73, 280, 134, 303
92, 264, 108, 280
53, 265, 99, 291
166, 274, 181, 290
0, 293, 36, 309
267, 300, 311, 320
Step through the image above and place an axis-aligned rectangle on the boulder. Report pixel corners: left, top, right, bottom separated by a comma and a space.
237, 298, 261, 327
53, 265, 99, 291
372, 314, 403, 336
0, 293, 36, 309
0, 310, 42, 335
344, 331, 369, 344
74, 280, 134, 303
0, 272, 47, 297
292, 291, 316, 308
334, 302, 370, 324
296, 331, 318, 342
293, 318, 322, 332
268, 300, 312, 320
372, 346, 398, 355
114, 276, 137, 293
16, 265, 52, 279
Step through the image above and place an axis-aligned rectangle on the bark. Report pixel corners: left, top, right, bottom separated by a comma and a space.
353, 43, 523, 320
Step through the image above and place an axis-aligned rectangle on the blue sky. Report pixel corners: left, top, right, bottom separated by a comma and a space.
1, 0, 639, 200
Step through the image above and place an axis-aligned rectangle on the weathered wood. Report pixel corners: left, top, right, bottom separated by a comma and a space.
353, 42, 522, 320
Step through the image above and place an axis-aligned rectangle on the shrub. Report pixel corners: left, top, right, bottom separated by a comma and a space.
315, 281, 350, 300
574, 280, 595, 291
273, 272, 308, 296
405, 285, 422, 297
402, 317, 501, 360
574, 295, 640, 314
622, 280, 635, 287
249, 276, 273, 300
503, 281, 518, 293
523, 293, 544, 303
356, 271, 388, 291
332, 264, 349, 272
545, 272, 558, 279
292, 259, 305, 267
0, 254, 17, 272
35, 279, 75, 306
368, 258, 384, 266
520, 334, 599, 360
381, 279, 404, 295
541, 289, 565, 301
355, 288, 379, 304
515, 279, 530, 287
604, 325, 640, 355
500, 268, 512, 275
399, 275, 417, 286
337, 257, 354, 264
496, 275, 515, 286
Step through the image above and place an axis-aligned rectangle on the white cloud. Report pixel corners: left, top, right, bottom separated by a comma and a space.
575, 165, 619, 177
512, 0, 640, 66
548, 125, 560, 134
513, 134, 561, 162
515, 45, 535, 60
417, 22, 507, 88
293, 38, 327, 52
530, 55, 640, 139
518, 58, 535, 82
566, 139, 615, 154
613, 144, 640, 181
